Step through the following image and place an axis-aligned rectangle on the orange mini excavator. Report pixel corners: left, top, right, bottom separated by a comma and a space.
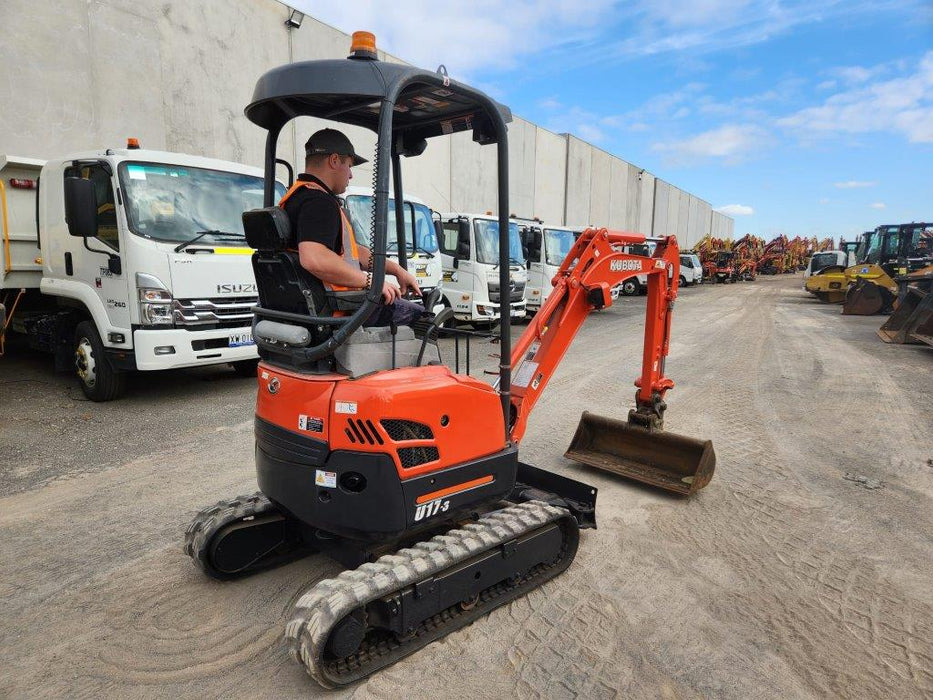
185, 32, 715, 688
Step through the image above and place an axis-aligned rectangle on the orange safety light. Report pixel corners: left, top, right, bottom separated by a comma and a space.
127, 138, 140, 149
349, 31, 377, 60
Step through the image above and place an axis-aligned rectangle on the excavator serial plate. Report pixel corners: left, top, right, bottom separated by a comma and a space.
565, 411, 715, 496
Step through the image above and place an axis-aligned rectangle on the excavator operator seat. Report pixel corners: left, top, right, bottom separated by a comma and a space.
242, 207, 440, 376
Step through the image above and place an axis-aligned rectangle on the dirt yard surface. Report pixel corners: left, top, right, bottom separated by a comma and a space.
1, 275, 931, 698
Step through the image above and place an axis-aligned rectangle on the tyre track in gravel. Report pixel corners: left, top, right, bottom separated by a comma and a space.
642, 277, 933, 698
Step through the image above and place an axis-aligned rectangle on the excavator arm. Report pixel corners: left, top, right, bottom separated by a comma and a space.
507, 228, 680, 443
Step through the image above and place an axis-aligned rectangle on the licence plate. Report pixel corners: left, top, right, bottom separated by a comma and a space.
228, 331, 254, 347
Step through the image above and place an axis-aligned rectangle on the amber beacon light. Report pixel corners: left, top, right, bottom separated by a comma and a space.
349, 31, 377, 60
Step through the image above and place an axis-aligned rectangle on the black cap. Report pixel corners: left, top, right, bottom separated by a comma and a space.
304, 128, 368, 166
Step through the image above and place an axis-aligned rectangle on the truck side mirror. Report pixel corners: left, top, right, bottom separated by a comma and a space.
108, 256, 122, 275
433, 220, 443, 241
64, 177, 98, 239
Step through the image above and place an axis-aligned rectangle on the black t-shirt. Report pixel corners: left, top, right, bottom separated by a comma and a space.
282, 174, 342, 252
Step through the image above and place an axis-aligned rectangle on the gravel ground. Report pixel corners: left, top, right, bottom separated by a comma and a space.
1, 274, 931, 698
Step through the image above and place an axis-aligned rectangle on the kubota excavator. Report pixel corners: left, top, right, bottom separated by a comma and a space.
184, 32, 715, 689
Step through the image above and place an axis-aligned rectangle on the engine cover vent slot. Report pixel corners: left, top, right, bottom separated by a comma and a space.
398, 446, 440, 468
381, 419, 434, 441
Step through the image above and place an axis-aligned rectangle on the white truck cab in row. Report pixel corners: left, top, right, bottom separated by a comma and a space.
0, 146, 284, 400
341, 186, 443, 306
679, 253, 703, 286
514, 219, 577, 313
436, 213, 527, 327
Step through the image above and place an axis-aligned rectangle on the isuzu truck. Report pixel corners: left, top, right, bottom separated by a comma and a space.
0, 143, 284, 401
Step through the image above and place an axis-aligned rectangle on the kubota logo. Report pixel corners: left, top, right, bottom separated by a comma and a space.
609, 259, 642, 272
414, 498, 450, 522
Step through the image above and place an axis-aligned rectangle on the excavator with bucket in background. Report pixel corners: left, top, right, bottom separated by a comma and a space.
183, 32, 716, 689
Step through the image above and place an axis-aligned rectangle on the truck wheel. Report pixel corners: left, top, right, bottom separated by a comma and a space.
679, 275, 687, 287
74, 320, 126, 402
231, 359, 259, 377
621, 279, 640, 296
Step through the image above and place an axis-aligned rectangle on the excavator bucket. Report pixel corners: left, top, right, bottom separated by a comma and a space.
843, 279, 894, 315
877, 287, 927, 343
565, 411, 715, 496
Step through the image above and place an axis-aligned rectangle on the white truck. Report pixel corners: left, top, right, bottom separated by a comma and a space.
0, 144, 284, 401
342, 186, 443, 307
436, 213, 527, 327
517, 219, 577, 313
679, 253, 703, 286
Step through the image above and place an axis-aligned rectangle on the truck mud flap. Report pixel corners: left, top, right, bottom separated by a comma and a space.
877, 287, 928, 344
564, 411, 715, 496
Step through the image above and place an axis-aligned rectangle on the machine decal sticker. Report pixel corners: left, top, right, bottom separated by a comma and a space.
299, 415, 324, 433
315, 470, 337, 488
335, 401, 358, 415
513, 360, 539, 388
414, 498, 450, 522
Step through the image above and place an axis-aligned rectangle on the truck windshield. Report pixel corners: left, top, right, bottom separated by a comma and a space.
474, 220, 524, 266
119, 162, 284, 244
345, 196, 439, 255
544, 228, 575, 266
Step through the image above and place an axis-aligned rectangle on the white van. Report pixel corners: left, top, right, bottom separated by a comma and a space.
679, 254, 703, 286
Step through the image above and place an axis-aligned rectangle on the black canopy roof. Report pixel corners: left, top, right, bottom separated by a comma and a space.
245, 59, 512, 142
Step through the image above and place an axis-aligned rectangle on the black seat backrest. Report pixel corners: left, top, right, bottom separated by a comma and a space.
242, 207, 327, 316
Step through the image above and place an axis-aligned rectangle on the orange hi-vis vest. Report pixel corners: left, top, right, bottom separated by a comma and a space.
278, 179, 362, 292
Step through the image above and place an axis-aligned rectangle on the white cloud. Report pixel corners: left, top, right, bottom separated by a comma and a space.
653, 124, 772, 164
817, 80, 837, 90
870, 202, 887, 209
834, 180, 877, 189
818, 198, 831, 204
715, 204, 755, 216
290, 0, 616, 78
778, 51, 933, 143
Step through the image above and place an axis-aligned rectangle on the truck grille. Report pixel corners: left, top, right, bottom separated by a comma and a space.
488, 281, 525, 303
173, 296, 257, 329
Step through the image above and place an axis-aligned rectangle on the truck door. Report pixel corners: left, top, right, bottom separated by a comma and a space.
525, 227, 544, 303
63, 163, 131, 329
439, 218, 472, 316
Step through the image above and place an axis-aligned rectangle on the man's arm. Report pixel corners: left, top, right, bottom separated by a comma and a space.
300, 241, 402, 303
298, 241, 368, 288
357, 245, 422, 296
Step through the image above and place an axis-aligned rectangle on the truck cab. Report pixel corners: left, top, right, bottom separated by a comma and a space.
1, 146, 284, 400
520, 221, 576, 312
678, 253, 702, 286
437, 213, 527, 326
342, 186, 443, 308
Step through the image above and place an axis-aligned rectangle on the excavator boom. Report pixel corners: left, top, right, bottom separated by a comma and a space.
507, 228, 715, 494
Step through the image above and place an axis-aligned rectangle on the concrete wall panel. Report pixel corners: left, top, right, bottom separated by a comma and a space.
564, 136, 591, 226
677, 189, 690, 242
653, 180, 670, 237
608, 158, 629, 230
637, 172, 655, 235
589, 148, 612, 228
533, 128, 567, 225
508, 118, 537, 219
449, 131, 499, 214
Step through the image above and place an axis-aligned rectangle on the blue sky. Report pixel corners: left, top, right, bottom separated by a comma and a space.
293, 0, 931, 240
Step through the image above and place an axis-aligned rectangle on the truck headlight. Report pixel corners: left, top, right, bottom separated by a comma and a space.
138, 288, 173, 325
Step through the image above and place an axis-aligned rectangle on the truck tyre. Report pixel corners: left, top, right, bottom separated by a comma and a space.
679, 275, 687, 287
621, 279, 640, 296
74, 320, 126, 402
231, 359, 259, 377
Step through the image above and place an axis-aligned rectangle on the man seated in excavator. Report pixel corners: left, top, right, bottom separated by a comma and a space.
185, 31, 715, 690
281, 127, 439, 326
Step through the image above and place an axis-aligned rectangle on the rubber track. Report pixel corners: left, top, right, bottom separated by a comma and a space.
285, 500, 575, 688
183, 492, 278, 579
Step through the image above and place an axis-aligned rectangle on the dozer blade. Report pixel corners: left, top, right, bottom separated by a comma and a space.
564, 411, 715, 496
878, 287, 928, 344
843, 279, 893, 316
